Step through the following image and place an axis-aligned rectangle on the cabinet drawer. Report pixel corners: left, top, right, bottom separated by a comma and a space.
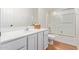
1, 37, 26, 50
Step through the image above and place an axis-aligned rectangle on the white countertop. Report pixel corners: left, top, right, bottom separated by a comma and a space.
0, 28, 48, 44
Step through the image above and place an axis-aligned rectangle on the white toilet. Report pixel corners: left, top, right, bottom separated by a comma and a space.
48, 34, 56, 45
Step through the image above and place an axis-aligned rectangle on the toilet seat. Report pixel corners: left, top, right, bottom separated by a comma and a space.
48, 34, 56, 40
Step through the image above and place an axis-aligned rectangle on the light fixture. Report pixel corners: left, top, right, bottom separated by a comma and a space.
52, 11, 57, 16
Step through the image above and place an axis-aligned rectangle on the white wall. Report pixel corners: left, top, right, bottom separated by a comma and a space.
75, 9, 79, 36
0, 8, 1, 32
1, 8, 79, 36
32, 8, 38, 24
1, 8, 35, 32
76, 15, 79, 35
38, 8, 50, 28
47, 9, 63, 34
48, 8, 79, 37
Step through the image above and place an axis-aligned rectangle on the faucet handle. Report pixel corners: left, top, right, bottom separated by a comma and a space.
10, 24, 13, 27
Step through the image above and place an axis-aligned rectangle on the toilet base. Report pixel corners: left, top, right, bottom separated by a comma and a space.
49, 41, 53, 45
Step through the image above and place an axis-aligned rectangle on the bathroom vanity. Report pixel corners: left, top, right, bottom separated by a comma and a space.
0, 28, 48, 50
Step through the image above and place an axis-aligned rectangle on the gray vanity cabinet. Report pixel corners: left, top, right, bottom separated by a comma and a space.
0, 37, 27, 50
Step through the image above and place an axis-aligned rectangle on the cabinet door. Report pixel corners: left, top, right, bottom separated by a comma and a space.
28, 34, 37, 50
43, 31, 48, 49
25, 37, 28, 50
38, 32, 43, 50
34, 34, 38, 50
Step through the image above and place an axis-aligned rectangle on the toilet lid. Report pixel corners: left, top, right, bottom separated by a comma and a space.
48, 34, 56, 39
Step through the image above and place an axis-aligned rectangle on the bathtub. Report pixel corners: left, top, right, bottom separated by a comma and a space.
48, 34, 79, 47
